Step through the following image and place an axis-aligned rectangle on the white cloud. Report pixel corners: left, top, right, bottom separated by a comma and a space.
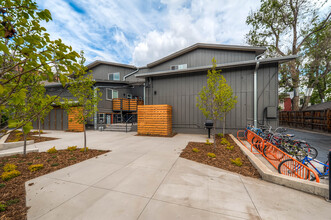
37, 0, 262, 66
132, 0, 261, 66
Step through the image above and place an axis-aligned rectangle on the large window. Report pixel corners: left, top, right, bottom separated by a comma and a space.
106, 89, 118, 100
108, 72, 120, 81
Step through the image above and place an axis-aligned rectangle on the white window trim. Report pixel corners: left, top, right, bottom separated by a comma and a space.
106, 88, 118, 100
108, 72, 120, 81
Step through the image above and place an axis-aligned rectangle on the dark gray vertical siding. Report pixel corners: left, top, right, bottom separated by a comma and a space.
89, 64, 136, 81
147, 63, 278, 133
63, 111, 68, 130
56, 110, 62, 130
97, 86, 139, 113
149, 49, 256, 72
32, 108, 69, 130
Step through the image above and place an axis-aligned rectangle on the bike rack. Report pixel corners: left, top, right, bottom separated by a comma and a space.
237, 130, 320, 183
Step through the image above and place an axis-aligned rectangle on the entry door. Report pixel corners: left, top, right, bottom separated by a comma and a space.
106, 115, 111, 124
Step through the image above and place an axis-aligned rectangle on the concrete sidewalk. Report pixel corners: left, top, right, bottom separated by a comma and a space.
22, 131, 331, 220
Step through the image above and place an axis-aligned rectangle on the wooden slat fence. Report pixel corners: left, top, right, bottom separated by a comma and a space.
279, 109, 331, 132
138, 105, 172, 136
112, 98, 144, 111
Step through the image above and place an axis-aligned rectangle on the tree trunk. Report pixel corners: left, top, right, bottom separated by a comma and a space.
290, 62, 300, 111
213, 119, 216, 149
38, 116, 41, 139
222, 115, 226, 136
23, 132, 27, 156
292, 95, 300, 111
301, 96, 311, 110
84, 124, 87, 152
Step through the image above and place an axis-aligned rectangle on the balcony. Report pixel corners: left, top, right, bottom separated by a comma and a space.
112, 98, 144, 112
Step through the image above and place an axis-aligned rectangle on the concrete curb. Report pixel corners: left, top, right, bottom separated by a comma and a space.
0, 133, 10, 144
0, 140, 34, 151
0, 148, 39, 157
229, 134, 328, 198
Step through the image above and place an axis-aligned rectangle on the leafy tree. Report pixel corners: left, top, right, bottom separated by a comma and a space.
246, 0, 331, 111
196, 58, 237, 147
0, 0, 82, 137
301, 20, 330, 108
65, 52, 101, 152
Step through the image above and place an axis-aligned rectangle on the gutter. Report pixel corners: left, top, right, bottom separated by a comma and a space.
135, 55, 299, 78
123, 68, 139, 81
253, 54, 263, 127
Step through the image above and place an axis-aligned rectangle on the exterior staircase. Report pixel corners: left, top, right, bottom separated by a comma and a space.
103, 123, 137, 132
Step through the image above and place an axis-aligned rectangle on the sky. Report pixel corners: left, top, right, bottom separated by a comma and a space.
36, 0, 330, 67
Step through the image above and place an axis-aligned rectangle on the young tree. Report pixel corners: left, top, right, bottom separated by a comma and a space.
197, 58, 237, 147
65, 53, 101, 152
0, 0, 82, 137
246, 0, 331, 111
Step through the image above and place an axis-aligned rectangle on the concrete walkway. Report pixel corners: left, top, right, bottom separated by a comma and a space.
17, 131, 331, 220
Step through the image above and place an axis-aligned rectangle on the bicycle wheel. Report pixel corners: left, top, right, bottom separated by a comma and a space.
278, 159, 309, 180
302, 145, 318, 159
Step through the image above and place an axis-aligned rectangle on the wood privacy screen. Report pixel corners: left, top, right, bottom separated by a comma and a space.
112, 98, 144, 111
68, 107, 84, 132
138, 105, 172, 136
279, 109, 331, 133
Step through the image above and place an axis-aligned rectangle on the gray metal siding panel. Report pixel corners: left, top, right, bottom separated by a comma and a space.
147, 63, 278, 133
148, 48, 256, 73
90, 64, 136, 81
63, 110, 68, 130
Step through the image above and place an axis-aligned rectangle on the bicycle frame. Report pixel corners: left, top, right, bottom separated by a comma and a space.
302, 156, 329, 177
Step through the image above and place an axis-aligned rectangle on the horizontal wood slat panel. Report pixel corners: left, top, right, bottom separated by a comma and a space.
112, 98, 143, 111
138, 105, 172, 136
68, 107, 84, 132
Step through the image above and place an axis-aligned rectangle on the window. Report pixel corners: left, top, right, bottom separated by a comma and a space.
106, 89, 118, 100
108, 72, 120, 81
170, 64, 187, 70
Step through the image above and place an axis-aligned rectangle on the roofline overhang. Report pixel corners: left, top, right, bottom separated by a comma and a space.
146, 43, 267, 68
86, 60, 137, 70
136, 55, 299, 78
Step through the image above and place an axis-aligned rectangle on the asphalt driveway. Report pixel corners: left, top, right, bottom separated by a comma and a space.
13, 131, 331, 220
285, 128, 331, 162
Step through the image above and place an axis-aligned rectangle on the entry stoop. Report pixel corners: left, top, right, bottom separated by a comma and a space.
103, 123, 137, 132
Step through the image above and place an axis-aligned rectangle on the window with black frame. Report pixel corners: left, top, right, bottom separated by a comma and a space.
108, 72, 120, 81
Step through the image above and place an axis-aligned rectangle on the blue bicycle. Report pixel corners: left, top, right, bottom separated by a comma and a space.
278, 155, 329, 181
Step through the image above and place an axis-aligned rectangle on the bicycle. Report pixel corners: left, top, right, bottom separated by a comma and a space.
278, 155, 329, 181
265, 133, 318, 160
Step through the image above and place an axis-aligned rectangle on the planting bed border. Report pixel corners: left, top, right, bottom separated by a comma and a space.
229, 134, 328, 198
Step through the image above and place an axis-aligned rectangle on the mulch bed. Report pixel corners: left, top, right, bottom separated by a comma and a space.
0, 148, 109, 220
5, 131, 58, 143
180, 134, 261, 179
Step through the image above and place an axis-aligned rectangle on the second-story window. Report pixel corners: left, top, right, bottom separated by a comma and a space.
106, 88, 118, 100
108, 72, 120, 81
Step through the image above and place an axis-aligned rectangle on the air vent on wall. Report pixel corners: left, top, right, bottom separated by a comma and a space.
170, 64, 187, 70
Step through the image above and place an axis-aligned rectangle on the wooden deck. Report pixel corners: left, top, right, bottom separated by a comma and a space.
112, 98, 144, 112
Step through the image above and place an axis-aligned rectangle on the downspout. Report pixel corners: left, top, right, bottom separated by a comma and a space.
143, 82, 146, 105
123, 68, 139, 81
254, 54, 263, 128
